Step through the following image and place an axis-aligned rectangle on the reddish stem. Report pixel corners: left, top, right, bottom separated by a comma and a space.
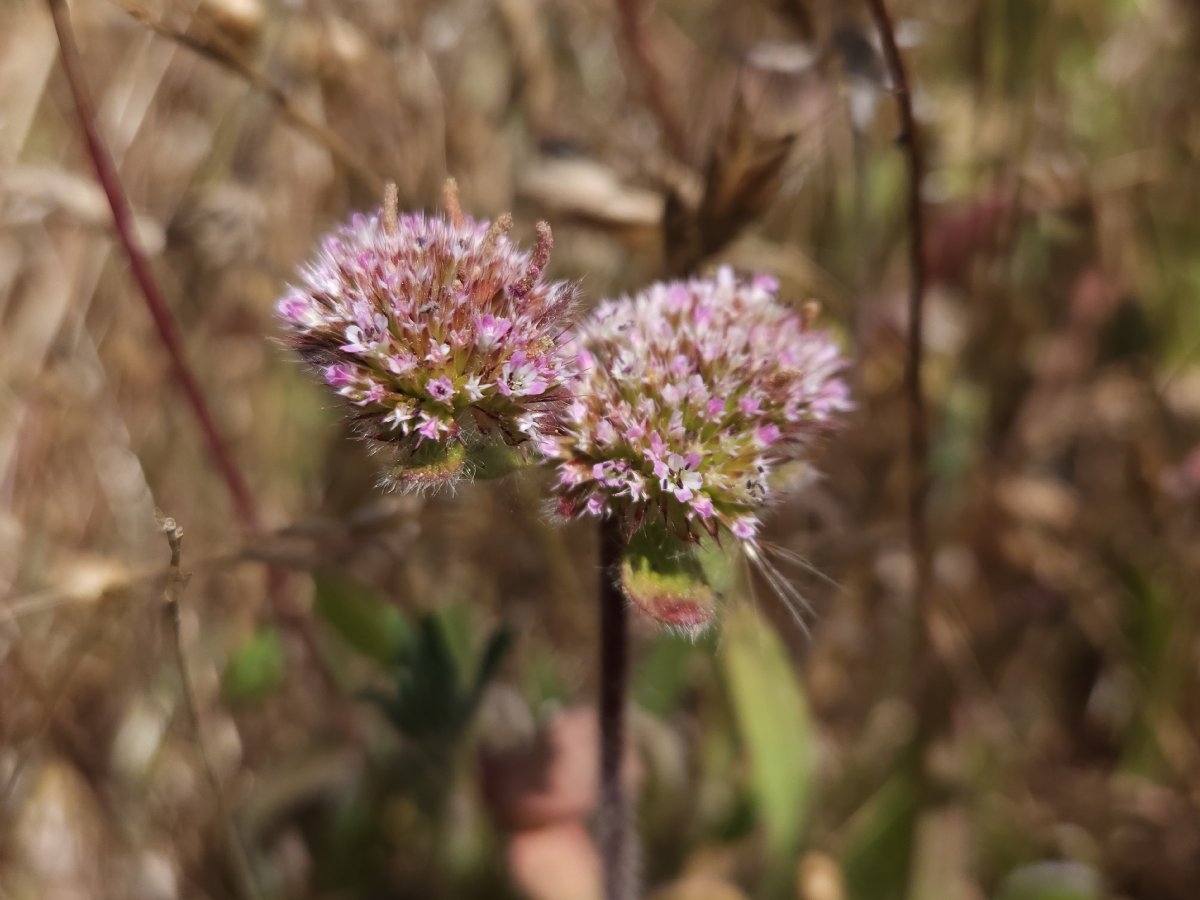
47, 0, 348, 717
46, 0, 258, 531
598, 518, 636, 900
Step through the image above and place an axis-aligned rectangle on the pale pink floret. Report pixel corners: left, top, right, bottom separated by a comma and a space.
427, 376, 455, 403
546, 267, 851, 543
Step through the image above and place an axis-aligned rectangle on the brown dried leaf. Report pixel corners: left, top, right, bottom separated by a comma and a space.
665, 52, 831, 274
796, 852, 847, 900
196, 0, 264, 47
993, 475, 1080, 532
1, 164, 165, 253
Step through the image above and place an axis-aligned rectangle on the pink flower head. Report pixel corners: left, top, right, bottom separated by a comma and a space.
277, 180, 577, 489
546, 268, 851, 544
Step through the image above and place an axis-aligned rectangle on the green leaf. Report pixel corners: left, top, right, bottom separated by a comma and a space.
634, 630, 708, 718
222, 629, 286, 704
369, 613, 512, 749
467, 627, 513, 712
840, 769, 919, 900
997, 862, 1102, 900
1115, 564, 1180, 773
718, 604, 816, 860
314, 571, 409, 665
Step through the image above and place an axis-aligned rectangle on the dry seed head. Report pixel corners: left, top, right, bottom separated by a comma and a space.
802, 299, 821, 330
483, 213, 513, 255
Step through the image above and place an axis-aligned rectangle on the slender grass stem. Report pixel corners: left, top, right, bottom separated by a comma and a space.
862, 2, 935, 895
862, 0, 930, 657
158, 513, 264, 900
46, 0, 258, 531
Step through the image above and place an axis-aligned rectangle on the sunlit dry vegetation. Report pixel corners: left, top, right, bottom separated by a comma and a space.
3, 0, 1200, 898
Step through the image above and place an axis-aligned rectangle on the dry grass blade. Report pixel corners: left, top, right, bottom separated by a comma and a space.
107, 0, 384, 197
518, 156, 663, 234
664, 90, 795, 276
158, 511, 265, 900
1, 163, 165, 252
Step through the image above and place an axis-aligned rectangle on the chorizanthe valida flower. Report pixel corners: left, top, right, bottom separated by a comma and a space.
544, 267, 851, 634
277, 181, 577, 490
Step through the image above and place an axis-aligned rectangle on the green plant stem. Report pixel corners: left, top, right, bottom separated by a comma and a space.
599, 518, 635, 900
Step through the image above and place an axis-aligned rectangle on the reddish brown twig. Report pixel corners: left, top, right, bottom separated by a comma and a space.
46, 0, 347, 714
614, 0, 688, 160
46, 0, 258, 531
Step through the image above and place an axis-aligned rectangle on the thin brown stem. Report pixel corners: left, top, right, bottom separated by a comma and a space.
862, 0, 931, 690
598, 518, 636, 900
862, 0, 933, 893
614, 0, 688, 161
158, 513, 264, 900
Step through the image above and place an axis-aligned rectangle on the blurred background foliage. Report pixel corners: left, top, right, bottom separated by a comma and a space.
3, 0, 1200, 898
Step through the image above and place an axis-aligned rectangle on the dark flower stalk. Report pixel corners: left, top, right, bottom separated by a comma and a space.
598, 518, 635, 900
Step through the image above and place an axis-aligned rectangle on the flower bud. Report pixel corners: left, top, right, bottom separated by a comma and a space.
620, 524, 718, 638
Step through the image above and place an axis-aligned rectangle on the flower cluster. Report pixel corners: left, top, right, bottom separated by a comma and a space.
545, 267, 851, 544
277, 183, 577, 488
